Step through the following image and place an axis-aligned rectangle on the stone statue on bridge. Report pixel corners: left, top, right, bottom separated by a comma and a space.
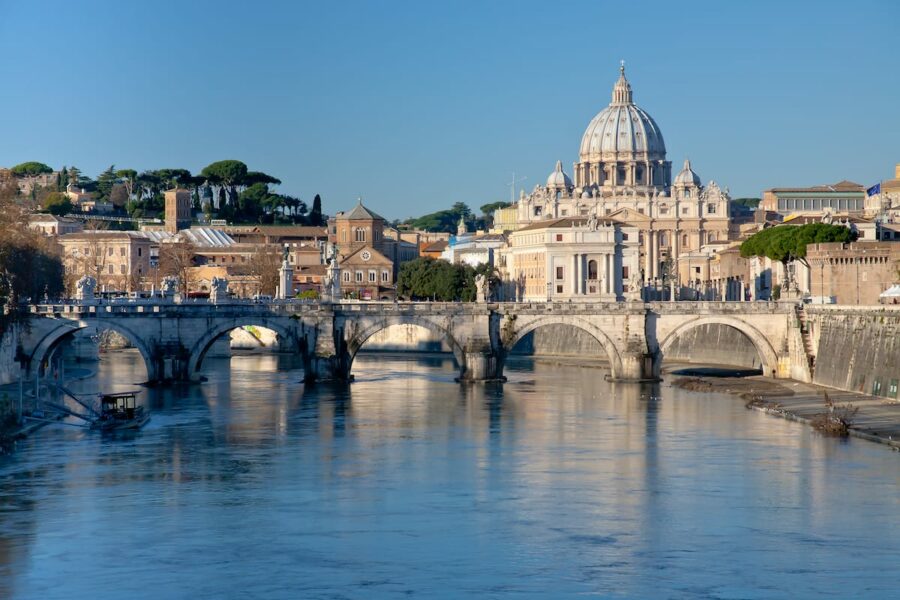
75, 275, 97, 303
475, 273, 490, 303
161, 276, 179, 298
322, 244, 341, 302
210, 276, 229, 304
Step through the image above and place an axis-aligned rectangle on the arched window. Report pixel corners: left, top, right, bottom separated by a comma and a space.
684, 189, 691, 198
682, 234, 688, 247
659, 232, 667, 246
355, 228, 366, 242
588, 260, 598, 280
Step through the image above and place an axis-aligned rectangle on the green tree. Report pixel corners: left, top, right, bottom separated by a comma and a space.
42, 192, 73, 215
740, 223, 857, 268
95, 164, 117, 202
10, 162, 52, 176
404, 203, 473, 233
397, 257, 492, 301
115, 169, 137, 200
57, 165, 69, 191
200, 160, 248, 209
309, 194, 324, 226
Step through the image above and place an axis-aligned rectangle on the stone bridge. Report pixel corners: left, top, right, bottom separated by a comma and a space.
15, 300, 809, 386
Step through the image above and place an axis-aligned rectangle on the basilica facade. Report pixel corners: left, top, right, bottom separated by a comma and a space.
513, 65, 734, 281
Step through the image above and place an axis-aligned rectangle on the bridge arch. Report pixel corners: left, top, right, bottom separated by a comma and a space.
187, 317, 304, 376
29, 319, 157, 383
657, 316, 779, 377
343, 316, 465, 378
500, 315, 624, 379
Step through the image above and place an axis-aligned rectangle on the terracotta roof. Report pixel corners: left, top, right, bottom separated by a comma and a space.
422, 240, 448, 252
337, 201, 385, 221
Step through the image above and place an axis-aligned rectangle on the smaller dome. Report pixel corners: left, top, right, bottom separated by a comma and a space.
674, 159, 701, 186
546, 160, 573, 189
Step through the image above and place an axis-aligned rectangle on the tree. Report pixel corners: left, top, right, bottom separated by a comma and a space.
115, 169, 137, 201
158, 240, 197, 293
0, 179, 64, 303
740, 223, 856, 268
396, 257, 492, 301
10, 162, 52, 177
95, 165, 117, 202
248, 244, 281, 296
479, 201, 511, 229
109, 184, 129, 208
57, 165, 69, 191
200, 160, 248, 209
403, 202, 473, 233
309, 194, 324, 226
42, 192, 73, 216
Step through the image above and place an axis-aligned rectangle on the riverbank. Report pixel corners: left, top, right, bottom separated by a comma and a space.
669, 367, 900, 450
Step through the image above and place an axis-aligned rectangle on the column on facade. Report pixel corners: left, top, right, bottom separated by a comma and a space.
572, 254, 580, 296
649, 231, 657, 280
606, 253, 613, 295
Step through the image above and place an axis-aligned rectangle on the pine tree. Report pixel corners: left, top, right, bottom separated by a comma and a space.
58, 165, 68, 191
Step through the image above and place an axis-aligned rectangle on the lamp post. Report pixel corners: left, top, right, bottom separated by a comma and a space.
546, 281, 552, 303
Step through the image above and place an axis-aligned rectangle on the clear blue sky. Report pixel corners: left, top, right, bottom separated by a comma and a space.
1, 0, 897, 219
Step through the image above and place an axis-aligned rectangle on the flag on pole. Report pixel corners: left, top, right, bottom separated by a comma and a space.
867, 183, 882, 196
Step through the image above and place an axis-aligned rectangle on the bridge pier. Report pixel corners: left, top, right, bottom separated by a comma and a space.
612, 351, 659, 382
458, 340, 505, 383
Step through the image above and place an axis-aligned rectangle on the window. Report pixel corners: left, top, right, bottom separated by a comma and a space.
108, 265, 114, 274
341, 230, 347, 242
534, 206, 543, 216
381, 270, 389, 282
682, 207, 689, 214
707, 203, 716, 214
561, 209, 568, 216
343, 272, 351, 282
137, 248, 142, 257
659, 233, 667, 246
556, 285, 563, 293
368, 271, 376, 282
889, 379, 898, 399
355, 271, 363, 282
556, 266, 564, 280
588, 260, 598, 279
120, 265, 126, 275
556, 234, 563, 242
120, 247, 126, 256
873, 379, 883, 396
108, 247, 114, 256
682, 234, 688, 247
684, 190, 691, 198
622, 266, 629, 279
622, 233, 629, 241
355, 228, 366, 242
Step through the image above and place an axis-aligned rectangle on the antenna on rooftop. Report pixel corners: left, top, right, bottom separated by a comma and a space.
508, 172, 527, 203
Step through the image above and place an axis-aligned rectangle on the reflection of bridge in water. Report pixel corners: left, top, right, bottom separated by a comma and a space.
18, 300, 808, 386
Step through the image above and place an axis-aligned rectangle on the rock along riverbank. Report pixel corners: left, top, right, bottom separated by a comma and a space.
670, 367, 900, 450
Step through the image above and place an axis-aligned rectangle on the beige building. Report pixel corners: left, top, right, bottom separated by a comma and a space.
514, 65, 733, 282
677, 242, 750, 301
760, 180, 865, 216
500, 217, 640, 302
28, 214, 83, 236
58, 231, 152, 293
806, 242, 900, 305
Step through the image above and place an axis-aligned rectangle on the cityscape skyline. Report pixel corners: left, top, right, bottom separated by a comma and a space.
1, 0, 898, 219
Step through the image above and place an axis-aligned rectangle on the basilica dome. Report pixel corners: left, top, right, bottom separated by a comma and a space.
578, 65, 666, 162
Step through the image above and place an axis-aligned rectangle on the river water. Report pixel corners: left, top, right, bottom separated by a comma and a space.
1, 350, 899, 599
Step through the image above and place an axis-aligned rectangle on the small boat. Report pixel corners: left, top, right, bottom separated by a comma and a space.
91, 392, 150, 431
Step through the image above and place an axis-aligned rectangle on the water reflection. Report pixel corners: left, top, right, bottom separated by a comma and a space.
0, 352, 899, 598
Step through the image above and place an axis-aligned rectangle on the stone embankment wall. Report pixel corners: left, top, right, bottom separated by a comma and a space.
662, 323, 763, 370
807, 307, 900, 396
0, 324, 20, 385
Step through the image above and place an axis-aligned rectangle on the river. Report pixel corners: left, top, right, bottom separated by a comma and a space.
1, 350, 899, 599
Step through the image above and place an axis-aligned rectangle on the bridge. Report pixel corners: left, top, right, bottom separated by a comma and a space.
14, 299, 811, 386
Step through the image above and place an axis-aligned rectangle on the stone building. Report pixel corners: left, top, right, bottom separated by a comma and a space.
499, 217, 640, 302
806, 242, 900, 305
58, 231, 152, 293
513, 64, 733, 281
760, 180, 866, 216
28, 214, 83, 236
